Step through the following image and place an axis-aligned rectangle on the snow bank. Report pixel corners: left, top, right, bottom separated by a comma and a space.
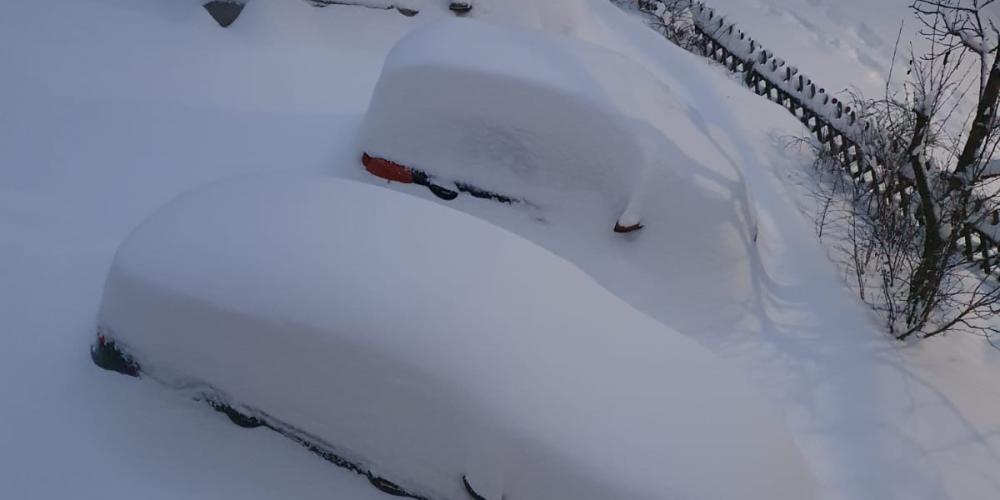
690, 3, 867, 143
702, 0, 914, 98
97, 176, 816, 500
360, 18, 756, 232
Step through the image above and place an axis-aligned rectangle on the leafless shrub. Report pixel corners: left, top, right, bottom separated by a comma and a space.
806, 1, 1000, 340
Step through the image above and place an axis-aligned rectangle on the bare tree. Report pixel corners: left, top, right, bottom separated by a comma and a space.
629, 0, 1000, 341
800, 91, 925, 336
899, 0, 1000, 338
812, 1, 1000, 340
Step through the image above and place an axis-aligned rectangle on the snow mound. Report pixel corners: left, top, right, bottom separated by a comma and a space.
97, 176, 816, 500
360, 18, 756, 232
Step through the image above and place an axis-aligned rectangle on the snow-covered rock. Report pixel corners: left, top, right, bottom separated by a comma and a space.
97, 176, 816, 500
361, 18, 758, 234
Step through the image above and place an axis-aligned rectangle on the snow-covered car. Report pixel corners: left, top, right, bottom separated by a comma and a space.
94, 176, 815, 500
360, 18, 758, 236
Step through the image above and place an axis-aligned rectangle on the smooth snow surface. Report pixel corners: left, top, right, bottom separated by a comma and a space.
99, 176, 817, 500
3, 0, 1000, 499
708, 0, 914, 98
362, 18, 758, 237
362, 16, 760, 326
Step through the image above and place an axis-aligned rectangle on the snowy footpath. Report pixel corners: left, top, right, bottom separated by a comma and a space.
1, 1, 999, 499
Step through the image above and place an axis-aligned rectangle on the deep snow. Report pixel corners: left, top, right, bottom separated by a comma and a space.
1, 0, 999, 499
361, 17, 758, 244
708, 0, 915, 99
99, 175, 816, 500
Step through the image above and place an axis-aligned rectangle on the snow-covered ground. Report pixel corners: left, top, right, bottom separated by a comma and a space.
0, 1, 415, 498
2, 0, 999, 499
709, 0, 915, 98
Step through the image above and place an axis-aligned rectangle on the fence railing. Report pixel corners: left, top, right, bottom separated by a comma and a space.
631, 0, 1000, 274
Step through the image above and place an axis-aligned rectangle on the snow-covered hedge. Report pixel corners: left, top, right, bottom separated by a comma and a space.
97, 176, 816, 500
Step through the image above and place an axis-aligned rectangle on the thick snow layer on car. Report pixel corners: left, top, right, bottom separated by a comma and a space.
359, 14, 761, 339
360, 18, 757, 233
97, 176, 816, 500
6, 1, 1000, 499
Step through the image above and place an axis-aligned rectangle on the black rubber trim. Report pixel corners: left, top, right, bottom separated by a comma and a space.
426, 183, 459, 200
91, 336, 139, 377
369, 476, 412, 497
449, 2, 473, 14
410, 170, 520, 204
455, 182, 515, 204
208, 400, 265, 428
92, 338, 432, 500
310, 0, 391, 9
207, 401, 430, 499
462, 475, 488, 500
412, 171, 459, 200
613, 221, 644, 233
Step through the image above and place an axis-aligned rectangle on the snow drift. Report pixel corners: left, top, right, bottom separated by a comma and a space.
96, 176, 815, 500
360, 18, 758, 233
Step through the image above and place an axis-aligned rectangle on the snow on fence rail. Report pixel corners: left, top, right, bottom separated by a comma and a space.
632, 0, 1000, 274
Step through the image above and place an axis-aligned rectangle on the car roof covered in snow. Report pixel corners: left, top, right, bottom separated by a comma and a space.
361, 19, 696, 210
